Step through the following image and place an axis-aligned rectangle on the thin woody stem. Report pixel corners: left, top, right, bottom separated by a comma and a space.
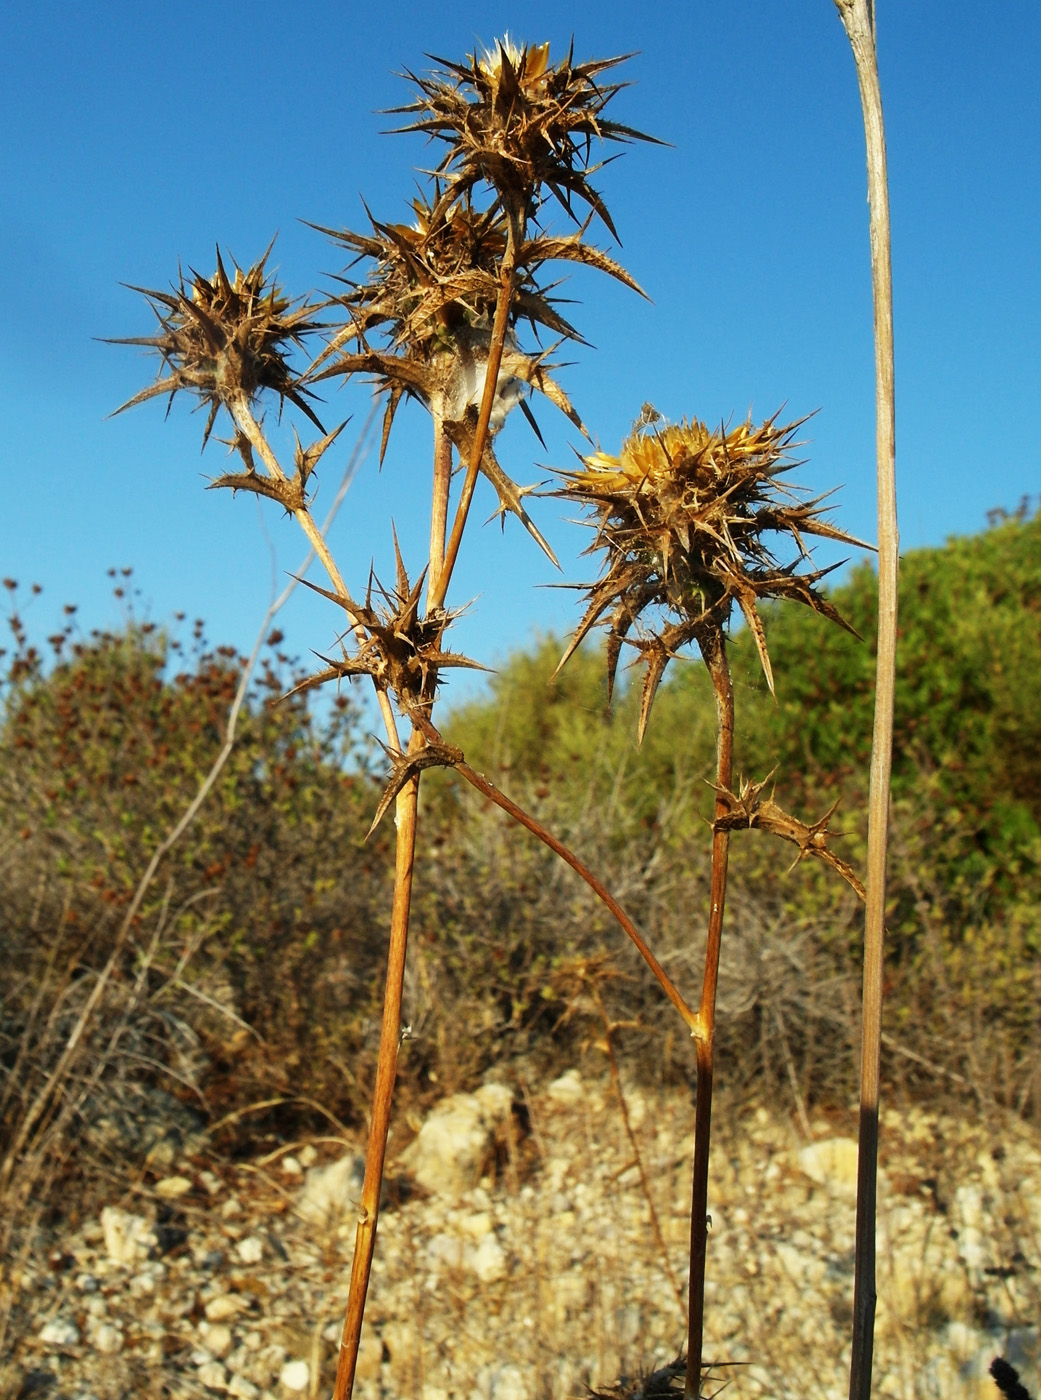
436, 742, 697, 1034
431, 204, 522, 612
333, 741, 421, 1400
427, 412, 454, 610
228, 394, 402, 754
833, 6, 897, 1399
227, 388, 420, 1400
686, 630, 734, 1400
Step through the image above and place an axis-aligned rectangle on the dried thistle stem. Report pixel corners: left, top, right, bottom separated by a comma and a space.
833, 5, 898, 1398
427, 412, 454, 608
686, 629, 734, 1400
333, 755, 421, 1400
431, 206, 521, 611
229, 395, 403, 753
441, 746, 698, 1033
590, 982, 688, 1323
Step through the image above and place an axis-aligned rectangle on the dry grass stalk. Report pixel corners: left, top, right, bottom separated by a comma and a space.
831, 4, 898, 1398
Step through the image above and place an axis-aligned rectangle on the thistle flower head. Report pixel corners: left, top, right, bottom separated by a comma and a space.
558, 407, 867, 740
393, 40, 658, 235
112, 246, 324, 445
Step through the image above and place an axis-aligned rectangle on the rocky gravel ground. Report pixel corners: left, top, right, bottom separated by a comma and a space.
4, 1068, 1041, 1400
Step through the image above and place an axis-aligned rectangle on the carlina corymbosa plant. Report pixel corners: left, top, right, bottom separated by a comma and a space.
112, 36, 696, 1400
557, 404, 870, 1396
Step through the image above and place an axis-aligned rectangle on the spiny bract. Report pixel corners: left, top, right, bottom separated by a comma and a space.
111, 247, 323, 447
558, 408, 867, 741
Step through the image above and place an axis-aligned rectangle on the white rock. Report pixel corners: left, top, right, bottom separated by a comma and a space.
154, 1174, 193, 1198
547, 1069, 585, 1104
796, 1139, 861, 1196
298, 1144, 318, 1166
92, 1323, 123, 1354
280, 1358, 310, 1392
39, 1317, 80, 1347
281, 1155, 302, 1176
470, 1234, 507, 1283
198, 1359, 228, 1389
236, 1235, 265, 1264
490, 1362, 531, 1400
427, 1233, 465, 1270
100, 1205, 156, 1266
205, 1294, 246, 1322
297, 1154, 365, 1227
129, 1271, 156, 1297
398, 1084, 512, 1197
460, 1210, 494, 1238
228, 1376, 260, 1399
201, 1322, 234, 1358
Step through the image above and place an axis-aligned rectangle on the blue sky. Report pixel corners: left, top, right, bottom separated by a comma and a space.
3, 1, 1038, 708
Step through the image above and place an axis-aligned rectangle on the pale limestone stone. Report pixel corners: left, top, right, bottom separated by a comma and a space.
100, 1206, 156, 1267
201, 1322, 234, 1359
279, 1358, 310, 1392
547, 1069, 584, 1104
39, 1317, 80, 1347
470, 1234, 507, 1283
296, 1154, 364, 1227
489, 1362, 530, 1400
796, 1138, 860, 1195
459, 1210, 494, 1238
198, 1359, 228, 1389
205, 1294, 247, 1322
398, 1084, 512, 1198
154, 1174, 193, 1199
228, 1376, 260, 1399
235, 1235, 264, 1264
92, 1322, 123, 1354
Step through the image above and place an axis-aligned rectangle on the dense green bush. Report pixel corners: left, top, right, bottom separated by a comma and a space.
445, 509, 1041, 1116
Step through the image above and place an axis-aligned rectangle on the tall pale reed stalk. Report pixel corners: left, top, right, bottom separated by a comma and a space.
832, 4, 898, 1398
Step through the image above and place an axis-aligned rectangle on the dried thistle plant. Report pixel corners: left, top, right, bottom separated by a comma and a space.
112, 38, 678, 1400
558, 405, 869, 1397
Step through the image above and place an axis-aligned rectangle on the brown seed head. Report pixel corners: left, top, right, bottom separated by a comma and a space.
392, 38, 659, 234
112, 246, 324, 446
557, 408, 868, 739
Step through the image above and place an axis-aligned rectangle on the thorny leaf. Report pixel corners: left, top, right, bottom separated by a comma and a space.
711, 775, 866, 899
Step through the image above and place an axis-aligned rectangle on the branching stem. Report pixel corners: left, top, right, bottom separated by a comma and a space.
686, 629, 734, 1400
438, 744, 697, 1034
432, 204, 522, 611
333, 743, 421, 1400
